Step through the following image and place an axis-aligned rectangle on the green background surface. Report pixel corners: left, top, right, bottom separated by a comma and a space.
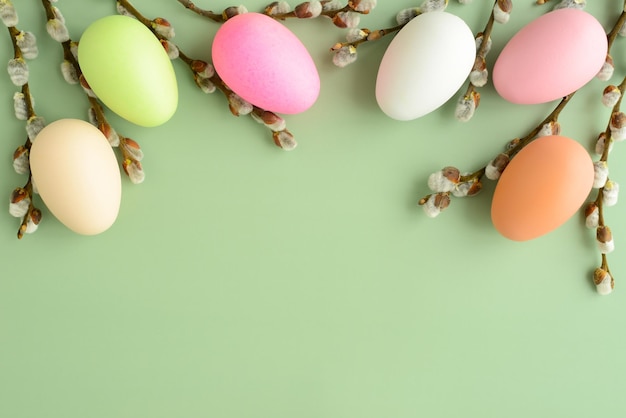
2, 1, 626, 417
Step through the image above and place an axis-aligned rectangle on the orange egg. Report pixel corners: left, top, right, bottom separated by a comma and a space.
491, 135, 594, 241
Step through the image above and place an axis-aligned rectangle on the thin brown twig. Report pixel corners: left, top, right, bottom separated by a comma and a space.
176, 0, 371, 23
119, 0, 296, 149
6, 24, 40, 238
41, 0, 145, 181
459, 0, 498, 110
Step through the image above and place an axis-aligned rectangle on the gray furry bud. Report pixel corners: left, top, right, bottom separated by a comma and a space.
7, 57, 29, 86
16, 31, 38, 59
13, 91, 29, 120
332, 45, 358, 67
0, 0, 18, 27
26, 115, 45, 141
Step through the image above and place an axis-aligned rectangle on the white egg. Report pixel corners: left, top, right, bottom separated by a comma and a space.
375, 12, 476, 121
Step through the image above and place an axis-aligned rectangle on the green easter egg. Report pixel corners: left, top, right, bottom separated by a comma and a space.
78, 15, 178, 127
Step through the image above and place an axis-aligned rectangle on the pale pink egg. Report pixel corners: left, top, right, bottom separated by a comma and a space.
211, 13, 320, 114
491, 135, 594, 241
493, 8, 607, 104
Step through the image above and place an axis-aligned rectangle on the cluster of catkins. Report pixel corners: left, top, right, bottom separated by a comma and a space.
3, 0, 149, 238
4, 0, 44, 237
586, 82, 626, 295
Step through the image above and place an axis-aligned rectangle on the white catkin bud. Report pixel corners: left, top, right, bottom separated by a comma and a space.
602, 85, 621, 107
595, 133, 612, 155
396, 8, 419, 25
333, 45, 358, 67
455, 96, 476, 122
9, 198, 30, 218
619, 21, 626, 37
611, 125, 626, 142
0, 0, 18, 27
493, 2, 511, 24
24, 214, 39, 234
323, 0, 342, 11
597, 60, 614, 81
346, 28, 368, 43
469, 68, 488, 87
107, 130, 120, 147
485, 162, 501, 180
596, 226, 614, 254
251, 112, 287, 132
13, 92, 28, 120
335, 11, 360, 28
419, 0, 447, 13
196, 63, 214, 79
162, 40, 179, 60
116, 2, 135, 18
61, 60, 79, 84
267, 1, 291, 15
451, 181, 470, 197
585, 204, 599, 228
610, 114, 626, 141
297, 1, 323, 18
153, 19, 175, 40
124, 160, 145, 184
453, 176, 481, 197
52, 6, 65, 23
595, 272, 614, 295
121, 139, 143, 161
428, 171, 446, 192
267, 118, 286, 132
598, 237, 615, 254
536, 121, 560, 138
603, 180, 619, 207
273, 130, 297, 151
352, 0, 377, 13
593, 161, 609, 188
26, 115, 45, 141
422, 195, 441, 218
553, 0, 586, 10
7, 57, 29, 86
228, 93, 253, 116
16, 31, 38, 59
475, 34, 492, 55
13, 153, 29, 175
46, 18, 70, 42
195, 76, 216, 94
421, 194, 450, 218
422, 196, 441, 218
427, 170, 459, 193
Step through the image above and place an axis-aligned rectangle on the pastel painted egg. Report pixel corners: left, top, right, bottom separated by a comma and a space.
30, 119, 122, 235
491, 135, 594, 241
493, 8, 607, 104
78, 15, 178, 127
375, 11, 476, 121
211, 12, 320, 114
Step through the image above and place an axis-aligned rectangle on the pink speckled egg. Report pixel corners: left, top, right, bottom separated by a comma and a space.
211, 13, 320, 114
491, 135, 594, 241
493, 8, 607, 104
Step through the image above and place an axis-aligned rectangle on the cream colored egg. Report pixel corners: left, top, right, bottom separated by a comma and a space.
30, 119, 122, 235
